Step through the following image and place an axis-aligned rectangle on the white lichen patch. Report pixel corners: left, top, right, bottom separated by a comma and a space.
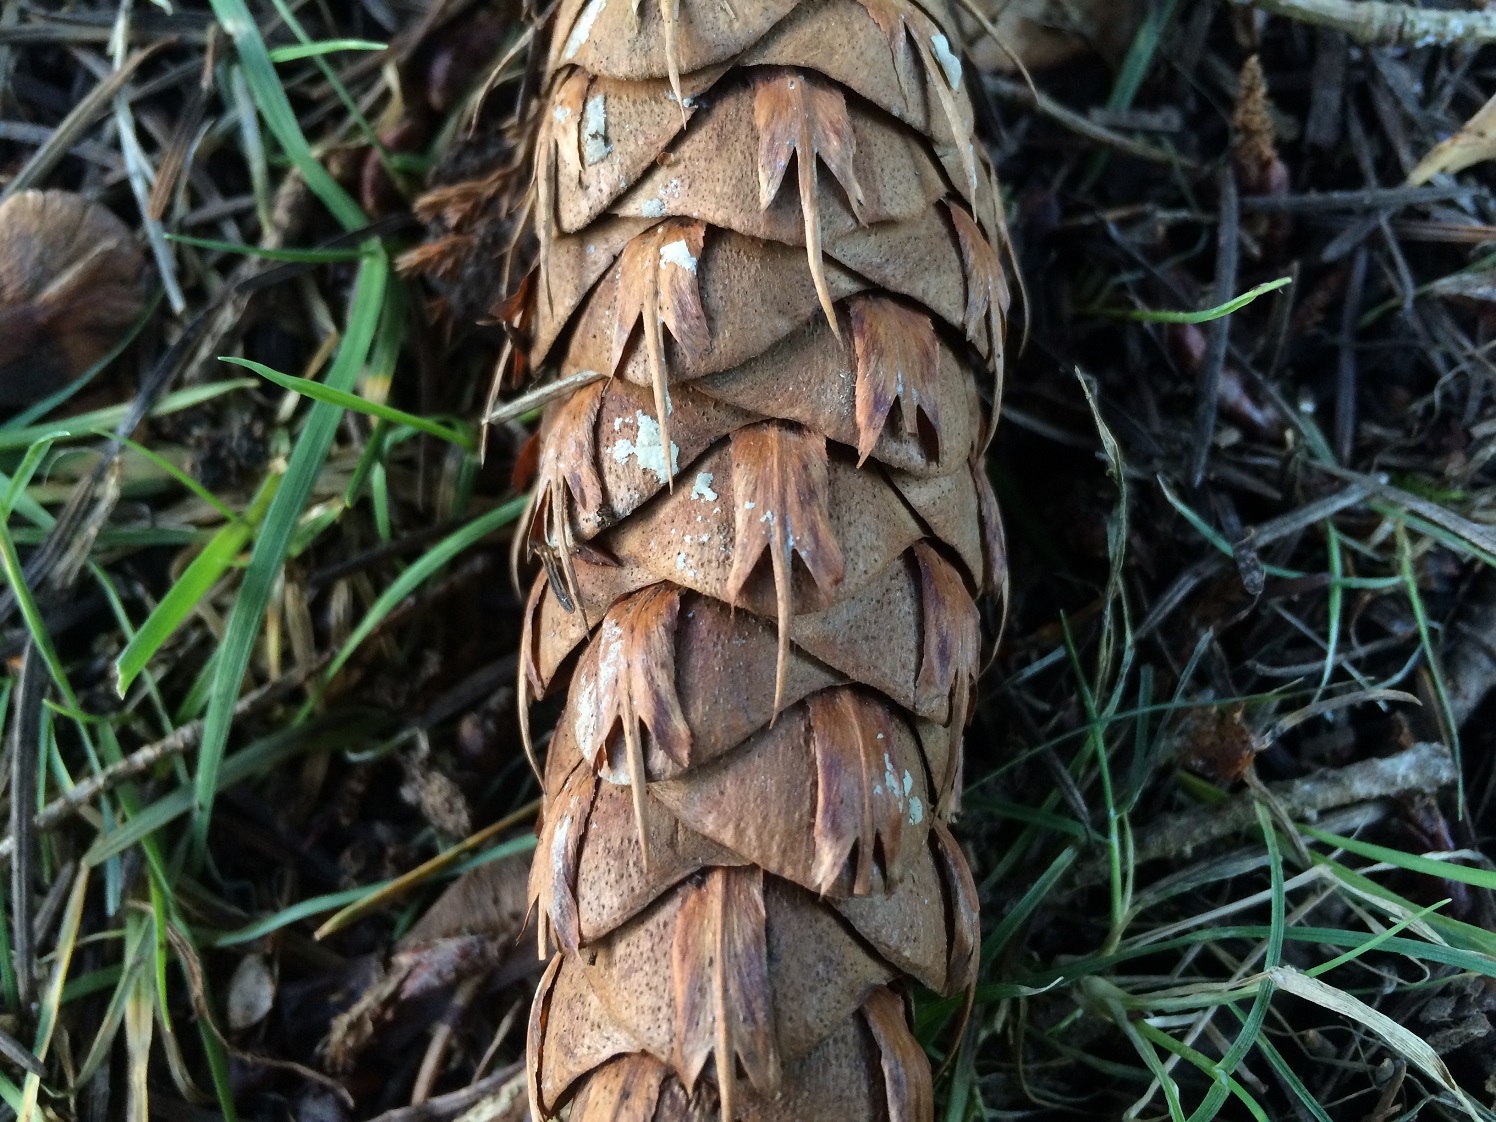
572, 667, 597, 758
550, 811, 573, 882
611, 409, 679, 485
563, 0, 605, 59
640, 196, 666, 218
692, 472, 717, 501
929, 32, 962, 90
658, 238, 697, 273
883, 752, 901, 804
582, 93, 611, 165
908, 795, 924, 825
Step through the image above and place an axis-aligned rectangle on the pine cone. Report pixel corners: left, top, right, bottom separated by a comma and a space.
506, 0, 1011, 1115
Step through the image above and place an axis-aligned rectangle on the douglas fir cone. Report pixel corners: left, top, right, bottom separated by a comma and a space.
481, 0, 1013, 1113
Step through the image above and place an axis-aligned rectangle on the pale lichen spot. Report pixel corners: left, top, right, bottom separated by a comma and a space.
611, 409, 680, 485
550, 812, 573, 883
930, 32, 962, 90
572, 668, 597, 758
563, 0, 606, 59
908, 796, 924, 825
903, 770, 914, 796
692, 472, 717, 501
640, 196, 666, 218
582, 93, 612, 165
659, 238, 698, 273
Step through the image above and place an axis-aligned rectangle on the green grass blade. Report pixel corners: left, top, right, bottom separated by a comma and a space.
0, 436, 59, 519
1307, 900, 1449, 977
0, 516, 74, 703
1235, 1012, 1332, 1122
1304, 824, 1496, 889
192, 251, 389, 845
113, 474, 282, 694
165, 233, 365, 262
0, 380, 255, 454
224, 356, 473, 450
1126, 277, 1292, 324
1395, 522, 1463, 806
1136, 1020, 1268, 1122
87, 716, 383, 866
98, 431, 237, 520
1319, 523, 1344, 697
265, 39, 387, 62
204, 883, 387, 947
207, 0, 365, 230
311, 495, 527, 694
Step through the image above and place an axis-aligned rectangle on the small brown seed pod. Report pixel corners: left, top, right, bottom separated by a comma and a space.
0, 190, 145, 406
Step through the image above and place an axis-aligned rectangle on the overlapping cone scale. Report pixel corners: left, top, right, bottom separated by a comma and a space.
508, 0, 1009, 1113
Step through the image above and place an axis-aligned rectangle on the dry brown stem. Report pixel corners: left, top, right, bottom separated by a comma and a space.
1242, 0, 1496, 46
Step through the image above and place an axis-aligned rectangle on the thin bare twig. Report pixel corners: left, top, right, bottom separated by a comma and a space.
0, 657, 327, 862
1240, 0, 1496, 47
367, 1063, 524, 1122
985, 76, 1200, 169
1073, 742, 1457, 888
1238, 184, 1483, 213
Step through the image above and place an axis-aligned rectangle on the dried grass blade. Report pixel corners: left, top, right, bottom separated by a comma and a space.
0, 42, 165, 202
17, 866, 87, 1122
1268, 963, 1480, 1121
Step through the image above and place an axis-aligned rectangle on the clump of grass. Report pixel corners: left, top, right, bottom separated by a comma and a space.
0, 2, 535, 1118
943, 2, 1496, 1117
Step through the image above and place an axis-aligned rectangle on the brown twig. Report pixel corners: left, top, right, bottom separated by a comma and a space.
1241, 0, 1496, 46
985, 77, 1200, 169
0, 655, 328, 862
1238, 185, 1483, 213
367, 1063, 525, 1122
1072, 742, 1458, 888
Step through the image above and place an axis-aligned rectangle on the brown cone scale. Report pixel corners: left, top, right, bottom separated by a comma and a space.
508, 0, 1009, 1113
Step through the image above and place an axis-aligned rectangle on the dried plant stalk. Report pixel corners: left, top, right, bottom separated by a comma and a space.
500, 0, 1011, 1113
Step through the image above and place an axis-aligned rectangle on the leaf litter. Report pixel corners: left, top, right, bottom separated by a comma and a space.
5, 0, 1496, 1120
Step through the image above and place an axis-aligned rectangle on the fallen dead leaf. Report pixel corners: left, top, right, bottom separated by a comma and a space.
1409, 90, 1496, 185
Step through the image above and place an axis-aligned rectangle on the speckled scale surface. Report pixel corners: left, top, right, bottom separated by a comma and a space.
511, 0, 1010, 1113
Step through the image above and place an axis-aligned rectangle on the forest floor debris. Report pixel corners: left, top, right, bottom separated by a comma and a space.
3, 0, 1496, 1119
